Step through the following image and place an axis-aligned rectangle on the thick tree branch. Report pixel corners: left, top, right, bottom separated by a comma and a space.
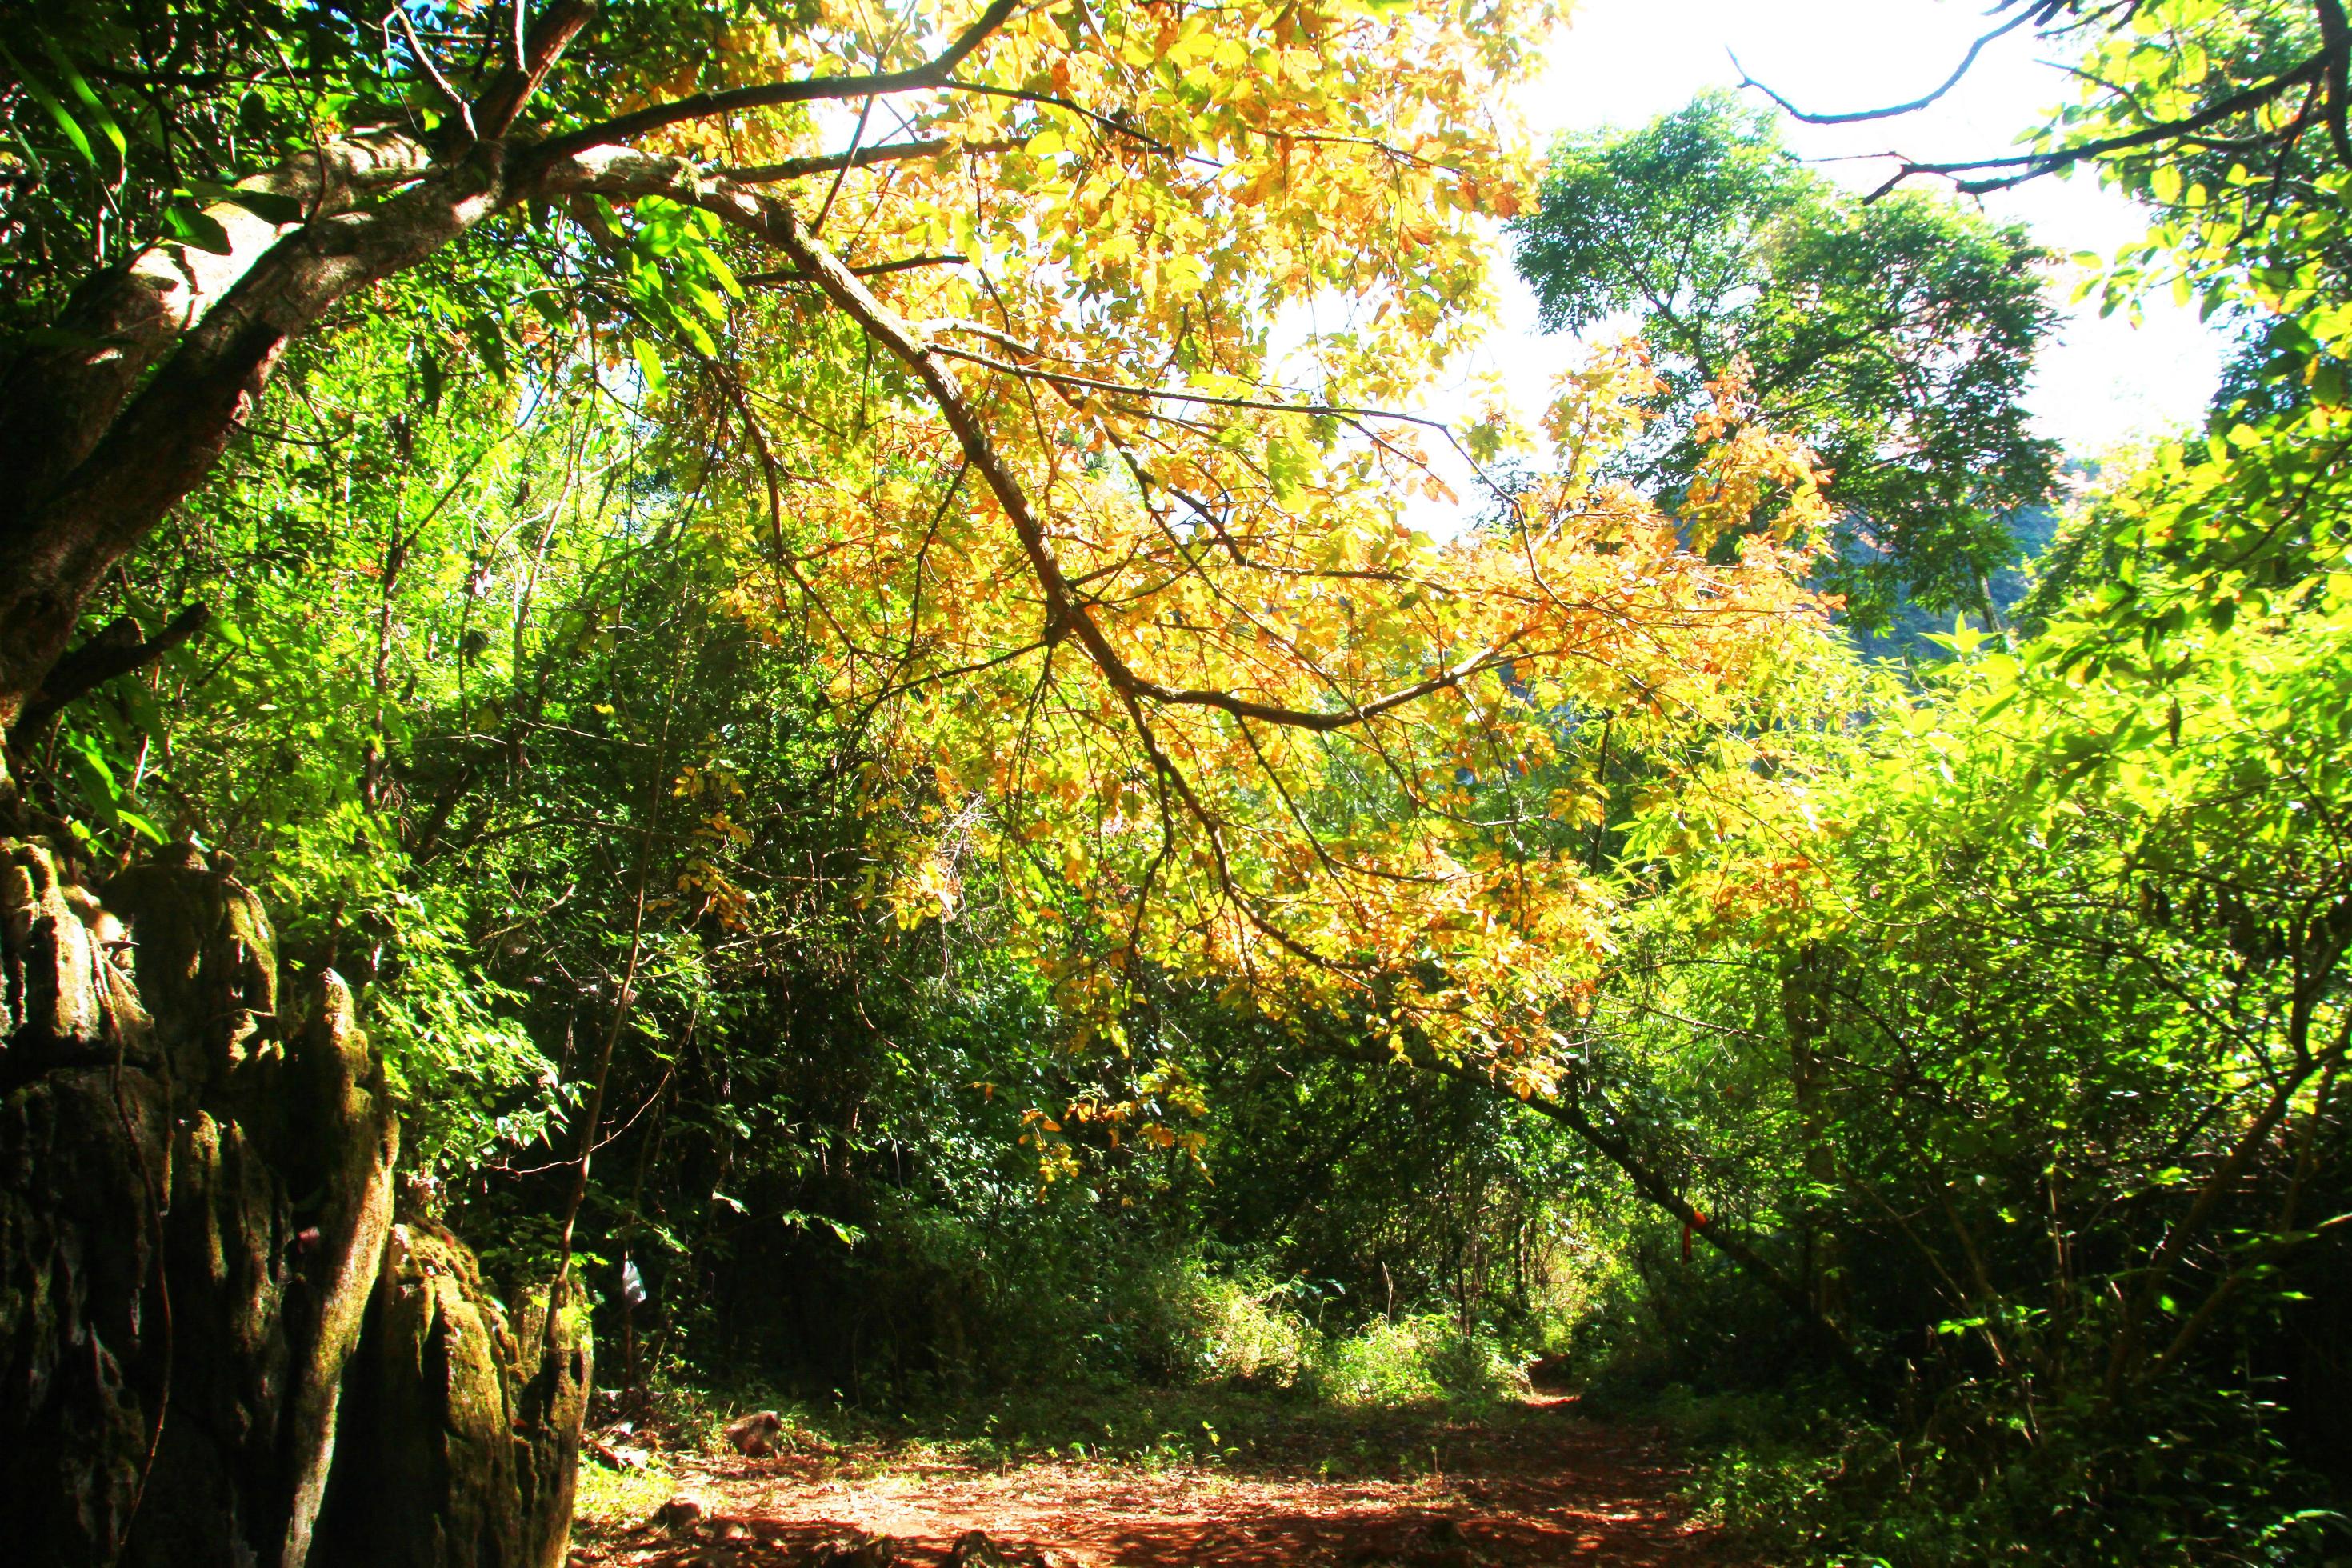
528, 0, 1022, 166
474, 0, 598, 138
12, 603, 212, 742
2320, 0, 2352, 163
758, 195, 1522, 734
0, 158, 513, 741
0, 129, 436, 537
736, 254, 967, 286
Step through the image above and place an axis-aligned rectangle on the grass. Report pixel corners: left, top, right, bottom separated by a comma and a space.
574, 1448, 685, 1530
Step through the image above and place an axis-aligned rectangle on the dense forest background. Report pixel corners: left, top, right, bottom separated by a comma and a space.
3, 1, 2350, 1564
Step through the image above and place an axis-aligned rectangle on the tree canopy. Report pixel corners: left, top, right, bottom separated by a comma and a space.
1511, 92, 2060, 630
0, 0, 1853, 1086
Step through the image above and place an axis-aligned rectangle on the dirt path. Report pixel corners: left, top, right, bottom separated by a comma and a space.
573, 1394, 1734, 1567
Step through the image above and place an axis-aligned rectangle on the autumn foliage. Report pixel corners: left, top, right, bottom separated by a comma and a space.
576, 2, 1838, 1083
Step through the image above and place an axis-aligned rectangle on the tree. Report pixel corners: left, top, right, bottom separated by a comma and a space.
0, 0, 1498, 750
1510, 92, 2059, 630
1529, 11, 2352, 1544
0, 0, 1846, 1060
0, 10, 1853, 1558
1595, 471, 2352, 1554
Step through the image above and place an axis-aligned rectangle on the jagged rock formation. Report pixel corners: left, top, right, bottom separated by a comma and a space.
314, 1218, 590, 1567
0, 838, 587, 1566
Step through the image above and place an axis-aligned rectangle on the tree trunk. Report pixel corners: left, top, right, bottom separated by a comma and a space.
0, 836, 589, 1566
1781, 944, 1847, 1326
0, 130, 442, 753
0, 8, 626, 766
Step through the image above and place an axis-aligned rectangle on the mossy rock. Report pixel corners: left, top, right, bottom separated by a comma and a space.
317, 1217, 590, 1568
2, 839, 579, 1566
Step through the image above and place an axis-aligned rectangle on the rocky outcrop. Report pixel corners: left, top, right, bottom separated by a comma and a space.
0, 838, 586, 1566
314, 1218, 590, 1568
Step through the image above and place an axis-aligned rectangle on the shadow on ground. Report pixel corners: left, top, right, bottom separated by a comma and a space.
572, 1392, 1734, 1566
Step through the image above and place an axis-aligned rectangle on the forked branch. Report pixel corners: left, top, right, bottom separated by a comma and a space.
13, 602, 212, 742
754, 195, 1525, 734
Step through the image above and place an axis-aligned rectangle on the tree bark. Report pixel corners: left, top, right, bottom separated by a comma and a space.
10, 604, 214, 747
1780, 944, 1847, 1325
0, 145, 510, 758
0, 0, 1008, 789
0, 2, 602, 750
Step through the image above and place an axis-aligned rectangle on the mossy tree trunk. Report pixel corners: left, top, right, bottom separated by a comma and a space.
0, 838, 587, 1566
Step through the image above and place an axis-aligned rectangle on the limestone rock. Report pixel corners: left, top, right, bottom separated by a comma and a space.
312, 1218, 591, 1567
0, 838, 392, 1566
0, 836, 587, 1567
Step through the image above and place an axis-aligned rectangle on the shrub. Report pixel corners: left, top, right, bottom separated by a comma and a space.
1194, 1273, 1319, 1388
1314, 1313, 1530, 1405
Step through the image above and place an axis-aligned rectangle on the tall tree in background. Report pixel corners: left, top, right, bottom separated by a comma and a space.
1510, 93, 2059, 631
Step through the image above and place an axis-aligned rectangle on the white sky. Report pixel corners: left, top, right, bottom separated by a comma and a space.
1397, 0, 2230, 514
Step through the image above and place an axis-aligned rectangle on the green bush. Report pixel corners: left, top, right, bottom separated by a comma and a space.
1190, 1274, 1529, 1406
1617, 1378, 2346, 1567
1192, 1272, 1319, 1388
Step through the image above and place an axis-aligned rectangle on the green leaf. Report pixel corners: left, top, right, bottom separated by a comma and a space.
62, 730, 116, 794
43, 39, 126, 168
114, 808, 166, 845
526, 289, 574, 332
630, 336, 669, 398
674, 312, 718, 358
703, 247, 744, 301
466, 314, 510, 381
0, 42, 97, 167
162, 202, 235, 254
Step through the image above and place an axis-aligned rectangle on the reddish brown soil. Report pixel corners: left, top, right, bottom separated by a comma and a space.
573, 1394, 1736, 1567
